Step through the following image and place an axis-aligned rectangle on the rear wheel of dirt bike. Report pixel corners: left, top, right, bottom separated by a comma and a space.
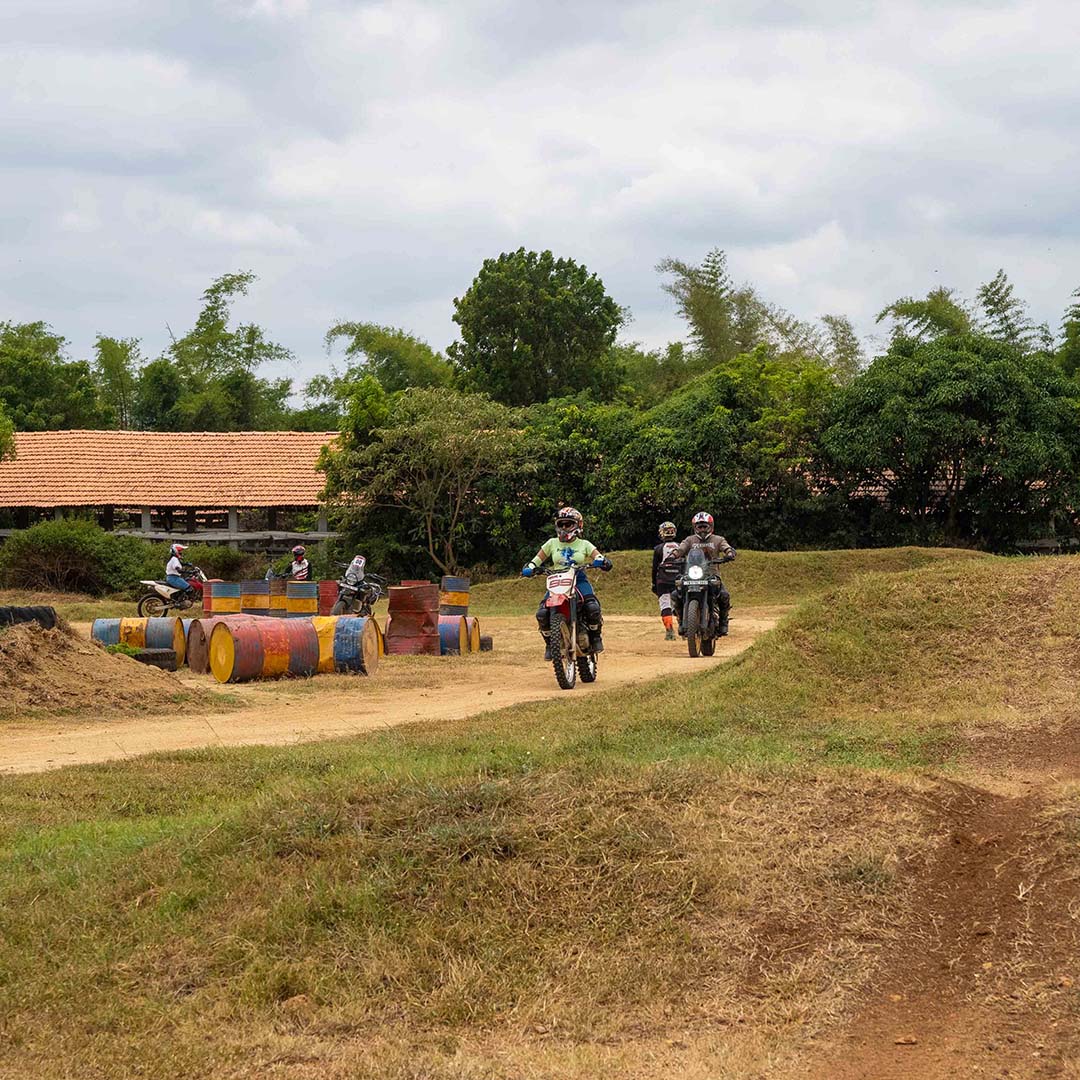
330, 599, 348, 616
685, 597, 701, 658
700, 635, 716, 656
577, 652, 598, 683
550, 610, 577, 690
137, 594, 167, 618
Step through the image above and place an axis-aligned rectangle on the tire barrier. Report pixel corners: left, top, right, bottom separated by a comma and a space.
439, 575, 470, 616
386, 583, 440, 655
92, 617, 186, 665
0, 605, 58, 630
208, 616, 319, 684
464, 616, 481, 653
438, 614, 468, 655
286, 581, 319, 618
206, 581, 241, 614
240, 580, 270, 617
132, 648, 177, 672
479, 634, 494, 652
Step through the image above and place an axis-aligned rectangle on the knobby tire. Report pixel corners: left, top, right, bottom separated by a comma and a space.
550, 611, 577, 690
685, 597, 701, 658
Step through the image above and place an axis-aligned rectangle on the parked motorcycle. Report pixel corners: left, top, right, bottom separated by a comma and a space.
137, 566, 208, 617
330, 556, 386, 616
673, 548, 731, 658
538, 568, 600, 690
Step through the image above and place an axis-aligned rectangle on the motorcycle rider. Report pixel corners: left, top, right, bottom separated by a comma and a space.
289, 545, 311, 581
165, 543, 202, 600
652, 521, 681, 641
674, 511, 736, 635
521, 507, 613, 659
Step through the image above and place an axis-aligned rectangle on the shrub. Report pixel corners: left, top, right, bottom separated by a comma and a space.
179, 544, 246, 581
0, 520, 159, 595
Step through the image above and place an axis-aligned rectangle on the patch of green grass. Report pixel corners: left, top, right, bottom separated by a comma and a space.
469, 544, 989, 615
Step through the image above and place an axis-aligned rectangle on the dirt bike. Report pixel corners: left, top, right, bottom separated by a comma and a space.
330, 556, 386, 616
539, 568, 600, 690
137, 566, 207, 617
673, 548, 731, 658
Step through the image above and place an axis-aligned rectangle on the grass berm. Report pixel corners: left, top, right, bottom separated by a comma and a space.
1, 550, 1078, 1078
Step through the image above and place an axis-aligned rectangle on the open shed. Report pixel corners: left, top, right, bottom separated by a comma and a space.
0, 430, 339, 550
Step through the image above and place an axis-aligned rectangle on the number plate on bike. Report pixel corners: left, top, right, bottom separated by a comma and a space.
546, 572, 575, 593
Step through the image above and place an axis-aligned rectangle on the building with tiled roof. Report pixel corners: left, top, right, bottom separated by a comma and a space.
0, 430, 339, 546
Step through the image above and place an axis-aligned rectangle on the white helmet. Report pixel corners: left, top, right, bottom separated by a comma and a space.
692, 511, 714, 538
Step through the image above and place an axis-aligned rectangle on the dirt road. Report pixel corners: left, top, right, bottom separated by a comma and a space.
0, 610, 783, 775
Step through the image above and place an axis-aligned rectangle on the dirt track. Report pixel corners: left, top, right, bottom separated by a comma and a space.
0, 610, 783, 775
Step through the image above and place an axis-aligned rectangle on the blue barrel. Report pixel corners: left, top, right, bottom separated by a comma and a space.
145, 617, 187, 665
332, 615, 379, 674
286, 581, 319, 618
91, 618, 120, 645
210, 581, 241, 614
438, 615, 468, 655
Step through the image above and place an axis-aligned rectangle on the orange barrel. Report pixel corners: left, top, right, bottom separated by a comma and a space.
439, 575, 470, 615
118, 617, 147, 648
318, 580, 338, 616
145, 617, 187, 666
286, 581, 319, 618
463, 616, 481, 653
240, 580, 270, 617
438, 615, 468, 655
256, 617, 291, 678
333, 615, 380, 674
91, 618, 121, 645
209, 617, 266, 683
268, 577, 288, 618
310, 616, 340, 674
187, 616, 244, 675
202, 579, 223, 614
209, 582, 241, 614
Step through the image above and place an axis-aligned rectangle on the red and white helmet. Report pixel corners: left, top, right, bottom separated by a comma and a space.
170, 543, 187, 558
292, 545, 306, 560
692, 511, 714, 538
555, 507, 584, 542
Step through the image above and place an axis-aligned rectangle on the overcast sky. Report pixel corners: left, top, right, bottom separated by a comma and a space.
2, 0, 1077, 391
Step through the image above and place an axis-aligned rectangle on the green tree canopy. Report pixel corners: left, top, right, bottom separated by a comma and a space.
449, 248, 625, 405
0, 321, 113, 430
324, 322, 452, 393
0, 402, 13, 461
822, 333, 1080, 545
93, 335, 141, 429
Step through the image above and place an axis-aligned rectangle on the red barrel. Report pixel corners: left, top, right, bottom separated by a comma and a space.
187, 615, 240, 675
386, 583, 440, 655
318, 580, 338, 616
210, 617, 267, 683
284, 618, 319, 677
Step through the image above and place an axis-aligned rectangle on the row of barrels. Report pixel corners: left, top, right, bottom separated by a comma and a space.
203, 580, 325, 617
92, 614, 379, 683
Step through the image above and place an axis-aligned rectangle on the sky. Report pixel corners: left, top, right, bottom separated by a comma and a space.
1, 0, 1078, 393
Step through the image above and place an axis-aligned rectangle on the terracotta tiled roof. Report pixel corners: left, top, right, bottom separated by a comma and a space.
0, 430, 339, 508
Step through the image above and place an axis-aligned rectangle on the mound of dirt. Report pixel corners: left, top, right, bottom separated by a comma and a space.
0, 622, 202, 717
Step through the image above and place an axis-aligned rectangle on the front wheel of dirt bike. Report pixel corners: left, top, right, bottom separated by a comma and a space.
550, 610, 577, 690
700, 635, 716, 656
685, 597, 701, 658
577, 652, 598, 683
137, 593, 167, 618
330, 599, 348, 616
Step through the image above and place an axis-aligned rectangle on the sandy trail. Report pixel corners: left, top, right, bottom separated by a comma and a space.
0, 609, 784, 775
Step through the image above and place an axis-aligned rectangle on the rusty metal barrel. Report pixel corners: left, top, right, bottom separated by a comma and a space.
240, 580, 270, 617
207, 581, 241, 614
208, 615, 318, 683
268, 577, 288, 618
187, 615, 248, 675
438, 614, 468, 655
92, 617, 186, 664
463, 616, 481, 653
332, 615, 380, 674
439, 575, 470, 616
318, 580, 338, 615
385, 583, 440, 655
286, 581, 319, 618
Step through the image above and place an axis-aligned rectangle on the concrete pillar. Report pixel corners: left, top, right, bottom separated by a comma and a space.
317, 510, 329, 534
141, 506, 152, 531
267, 507, 278, 530
186, 507, 197, 533
53, 506, 64, 520
102, 506, 114, 531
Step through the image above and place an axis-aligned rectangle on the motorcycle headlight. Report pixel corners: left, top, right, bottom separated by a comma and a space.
687, 565, 705, 580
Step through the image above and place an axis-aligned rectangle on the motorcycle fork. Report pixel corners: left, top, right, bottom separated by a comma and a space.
568, 594, 578, 659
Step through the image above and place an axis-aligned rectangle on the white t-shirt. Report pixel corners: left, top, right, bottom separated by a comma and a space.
166, 555, 184, 577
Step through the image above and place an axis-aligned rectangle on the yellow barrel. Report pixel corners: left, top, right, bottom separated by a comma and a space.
286, 581, 319, 617
464, 616, 481, 653
118, 617, 146, 648
210, 582, 241, 613
311, 616, 339, 674
374, 616, 385, 657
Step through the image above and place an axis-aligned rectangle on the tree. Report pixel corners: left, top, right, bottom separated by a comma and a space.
0, 402, 13, 461
822, 333, 1080, 546
0, 321, 113, 430
93, 336, 141, 428
322, 387, 529, 573
1058, 288, 1080, 377
976, 269, 1037, 352
449, 248, 625, 405
876, 287, 974, 341
133, 358, 184, 431
324, 322, 452, 393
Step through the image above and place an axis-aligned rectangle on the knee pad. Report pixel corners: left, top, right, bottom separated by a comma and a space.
582, 596, 602, 629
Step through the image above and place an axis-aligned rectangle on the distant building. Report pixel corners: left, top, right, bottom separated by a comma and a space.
0, 430, 339, 551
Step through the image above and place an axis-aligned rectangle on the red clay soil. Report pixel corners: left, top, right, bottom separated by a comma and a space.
0, 622, 199, 717
807, 724, 1080, 1079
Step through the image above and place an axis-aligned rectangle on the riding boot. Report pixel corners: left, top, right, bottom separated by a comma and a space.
589, 630, 604, 653
541, 632, 552, 661
665, 627, 676, 641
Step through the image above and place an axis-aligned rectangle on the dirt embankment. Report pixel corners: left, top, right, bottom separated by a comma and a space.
0, 622, 205, 718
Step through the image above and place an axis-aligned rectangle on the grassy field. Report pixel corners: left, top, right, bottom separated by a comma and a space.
0, 550, 1071, 1078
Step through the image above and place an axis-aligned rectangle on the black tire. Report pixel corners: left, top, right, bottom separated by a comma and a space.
330, 599, 348, 616
701, 636, 716, 656
137, 594, 167, 618
577, 653, 598, 683
550, 611, 576, 690
132, 648, 177, 672
479, 635, 494, 652
685, 597, 701, 658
